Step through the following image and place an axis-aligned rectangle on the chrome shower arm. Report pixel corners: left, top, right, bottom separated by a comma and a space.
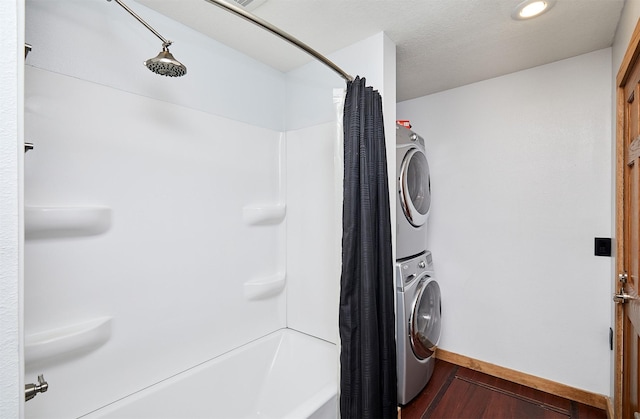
108, 0, 172, 47
204, 0, 353, 82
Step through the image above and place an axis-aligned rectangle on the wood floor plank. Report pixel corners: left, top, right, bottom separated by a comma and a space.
570, 401, 608, 419
400, 361, 457, 418
400, 359, 608, 419
426, 377, 569, 419
455, 367, 572, 412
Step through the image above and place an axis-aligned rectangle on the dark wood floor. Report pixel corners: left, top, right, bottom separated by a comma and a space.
400, 360, 608, 419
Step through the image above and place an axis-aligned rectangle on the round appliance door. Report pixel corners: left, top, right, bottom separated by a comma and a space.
399, 148, 431, 227
409, 277, 441, 360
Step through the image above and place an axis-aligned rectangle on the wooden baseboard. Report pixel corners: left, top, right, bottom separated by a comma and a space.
435, 348, 608, 410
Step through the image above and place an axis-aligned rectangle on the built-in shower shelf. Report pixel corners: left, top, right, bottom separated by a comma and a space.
244, 273, 286, 300
242, 204, 285, 226
25, 317, 112, 366
25, 206, 112, 239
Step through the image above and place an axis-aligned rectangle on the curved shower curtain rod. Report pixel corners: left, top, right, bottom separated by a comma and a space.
203, 0, 354, 83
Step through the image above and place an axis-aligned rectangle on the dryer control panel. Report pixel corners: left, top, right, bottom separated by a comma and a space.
396, 124, 425, 148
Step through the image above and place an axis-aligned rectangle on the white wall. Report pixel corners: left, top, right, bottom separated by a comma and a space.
397, 48, 612, 395
612, 0, 640, 73
0, 1, 24, 418
285, 32, 396, 342
285, 32, 397, 131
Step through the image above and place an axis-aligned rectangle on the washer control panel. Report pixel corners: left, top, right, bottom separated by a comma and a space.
396, 252, 433, 291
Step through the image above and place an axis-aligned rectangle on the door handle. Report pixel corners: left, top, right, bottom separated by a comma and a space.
613, 291, 637, 304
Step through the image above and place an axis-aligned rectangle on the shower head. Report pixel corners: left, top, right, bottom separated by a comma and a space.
108, 0, 187, 77
144, 46, 187, 77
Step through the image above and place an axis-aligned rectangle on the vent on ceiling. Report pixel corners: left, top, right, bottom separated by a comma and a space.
229, 0, 267, 11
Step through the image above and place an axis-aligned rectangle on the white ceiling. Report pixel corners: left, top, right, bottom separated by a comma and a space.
137, 0, 625, 101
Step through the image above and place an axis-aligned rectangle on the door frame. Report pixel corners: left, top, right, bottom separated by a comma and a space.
615, 17, 640, 419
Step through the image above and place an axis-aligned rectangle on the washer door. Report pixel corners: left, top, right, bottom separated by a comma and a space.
409, 277, 441, 359
399, 148, 431, 227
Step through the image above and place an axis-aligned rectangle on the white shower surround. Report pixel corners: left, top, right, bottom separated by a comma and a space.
22, 1, 395, 417
24, 64, 287, 418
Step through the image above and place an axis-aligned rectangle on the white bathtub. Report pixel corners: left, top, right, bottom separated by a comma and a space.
83, 329, 338, 419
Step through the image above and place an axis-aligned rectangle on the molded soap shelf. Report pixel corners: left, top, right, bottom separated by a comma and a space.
25, 206, 111, 239
242, 204, 285, 226
244, 273, 286, 300
25, 317, 112, 367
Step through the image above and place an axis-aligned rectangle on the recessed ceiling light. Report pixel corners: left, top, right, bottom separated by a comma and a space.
511, 0, 555, 20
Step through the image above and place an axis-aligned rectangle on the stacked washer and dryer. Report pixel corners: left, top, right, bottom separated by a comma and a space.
395, 124, 442, 405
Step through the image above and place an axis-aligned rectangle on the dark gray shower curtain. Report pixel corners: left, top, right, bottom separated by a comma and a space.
339, 76, 397, 419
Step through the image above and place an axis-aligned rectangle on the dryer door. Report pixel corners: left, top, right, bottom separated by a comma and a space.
409, 277, 441, 359
399, 148, 431, 227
